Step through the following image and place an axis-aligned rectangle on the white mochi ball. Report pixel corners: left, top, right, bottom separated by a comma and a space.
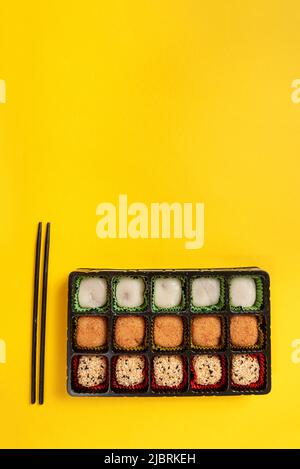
230, 277, 256, 307
154, 277, 182, 308
116, 277, 145, 308
192, 277, 220, 307
78, 277, 107, 308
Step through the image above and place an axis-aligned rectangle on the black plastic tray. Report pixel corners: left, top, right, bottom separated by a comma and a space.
67, 267, 271, 397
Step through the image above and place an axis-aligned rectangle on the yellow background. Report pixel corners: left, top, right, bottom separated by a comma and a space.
1, 0, 300, 449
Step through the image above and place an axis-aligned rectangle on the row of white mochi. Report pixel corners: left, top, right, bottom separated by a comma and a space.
78, 276, 258, 309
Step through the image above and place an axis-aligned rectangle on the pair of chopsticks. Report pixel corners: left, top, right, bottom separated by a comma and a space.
31, 222, 51, 404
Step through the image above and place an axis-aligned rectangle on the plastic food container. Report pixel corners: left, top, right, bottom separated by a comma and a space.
67, 268, 271, 397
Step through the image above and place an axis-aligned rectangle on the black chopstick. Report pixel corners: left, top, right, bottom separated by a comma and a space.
31, 222, 42, 404
38, 222, 51, 405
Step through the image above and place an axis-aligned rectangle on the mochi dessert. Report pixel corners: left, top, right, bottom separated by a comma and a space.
153, 315, 183, 348
76, 316, 107, 349
115, 355, 145, 387
230, 277, 257, 308
153, 355, 184, 388
77, 355, 107, 388
230, 315, 259, 347
191, 315, 222, 348
192, 355, 222, 386
78, 277, 107, 309
192, 277, 220, 308
231, 354, 260, 386
153, 277, 182, 309
115, 277, 145, 309
114, 315, 146, 348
